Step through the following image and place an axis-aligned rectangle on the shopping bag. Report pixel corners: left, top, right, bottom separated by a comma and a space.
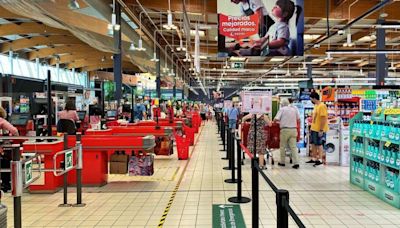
128, 154, 154, 176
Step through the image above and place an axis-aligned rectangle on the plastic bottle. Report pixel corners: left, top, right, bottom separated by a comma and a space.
390, 151, 396, 166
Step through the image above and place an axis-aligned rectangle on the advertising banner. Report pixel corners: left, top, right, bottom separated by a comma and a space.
218, 0, 304, 57
241, 91, 272, 113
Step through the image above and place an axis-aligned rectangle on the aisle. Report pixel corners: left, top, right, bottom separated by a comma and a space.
162, 121, 400, 228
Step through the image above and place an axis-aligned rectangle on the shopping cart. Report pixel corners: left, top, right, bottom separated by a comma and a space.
241, 121, 300, 166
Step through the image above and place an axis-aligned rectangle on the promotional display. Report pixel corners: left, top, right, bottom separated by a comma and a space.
240, 91, 272, 114
217, 0, 304, 57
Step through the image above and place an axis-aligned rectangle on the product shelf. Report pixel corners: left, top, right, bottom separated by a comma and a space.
350, 110, 400, 208
381, 185, 400, 208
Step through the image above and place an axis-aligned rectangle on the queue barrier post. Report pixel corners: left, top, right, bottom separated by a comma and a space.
223, 128, 231, 165
73, 133, 85, 207
252, 158, 259, 228
10, 146, 22, 228
228, 136, 251, 203
277, 189, 289, 228
59, 134, 71, 207
225, 129, 238, 182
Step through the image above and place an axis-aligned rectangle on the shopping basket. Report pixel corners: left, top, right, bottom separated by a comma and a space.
175, 134, 189, 160
183, 125, 195, 146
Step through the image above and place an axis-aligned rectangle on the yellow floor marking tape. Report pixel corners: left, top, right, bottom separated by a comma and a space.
158, 126, 203, 227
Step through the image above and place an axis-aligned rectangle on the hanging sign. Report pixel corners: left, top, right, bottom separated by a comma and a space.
241, 91, 272, 114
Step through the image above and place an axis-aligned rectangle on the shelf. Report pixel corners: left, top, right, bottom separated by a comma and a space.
365, 156, 380, 164
364, 178, 382, 197
381, 162, 400, 171
350, 172, 364, 189
351, 152, 364, 158
381, 186, 400, 208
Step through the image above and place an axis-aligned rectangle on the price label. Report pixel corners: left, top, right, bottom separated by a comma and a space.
385, 141, 392, 147
384, 109, 400, 115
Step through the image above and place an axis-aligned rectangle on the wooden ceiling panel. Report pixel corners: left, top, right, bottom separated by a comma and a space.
0, 35, 82, 53
0, 22, 69, 37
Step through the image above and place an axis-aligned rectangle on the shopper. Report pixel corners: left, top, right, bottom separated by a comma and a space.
134, 98, 147, 121
0, 107, 18, 136
58, 100, 79, 122
307, 92, 329, 167
274, 98, 300, 169
242, 113, 272, 169
228, 103, 240, 130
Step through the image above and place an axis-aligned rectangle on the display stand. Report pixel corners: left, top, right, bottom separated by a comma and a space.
350, 111, 400, 208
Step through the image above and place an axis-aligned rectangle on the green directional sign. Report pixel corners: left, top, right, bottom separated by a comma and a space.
212, 204, 246, 228
65, 150, 73, 170
231, 62, 244, 69
25, 160, 33, 184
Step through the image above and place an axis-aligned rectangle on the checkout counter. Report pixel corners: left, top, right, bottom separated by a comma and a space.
19, 134, 156, 192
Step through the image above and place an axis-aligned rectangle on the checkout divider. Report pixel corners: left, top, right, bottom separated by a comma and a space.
0, 135, 84, 228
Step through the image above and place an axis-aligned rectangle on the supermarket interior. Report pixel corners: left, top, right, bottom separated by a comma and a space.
1, 0, 400, 228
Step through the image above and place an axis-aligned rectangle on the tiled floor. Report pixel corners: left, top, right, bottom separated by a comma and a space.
2, 121, 400, 227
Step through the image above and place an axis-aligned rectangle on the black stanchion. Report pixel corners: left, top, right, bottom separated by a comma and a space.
11, 146, 22, 228
223, 129, 231, 165
252, 115, 259, 228
59, 134, 71, 207
220, 122, 227, 155
277, 190, 289, 228
225, 131, 239, 183
73, 133, 85, 207
228, 137, 250, 203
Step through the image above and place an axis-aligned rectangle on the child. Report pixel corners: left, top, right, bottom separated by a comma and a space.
254, 0, 295, 56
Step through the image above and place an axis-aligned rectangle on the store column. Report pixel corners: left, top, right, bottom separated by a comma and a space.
376, 19, 387, 86
113, 1, 122, 107
156, 37, 161, 99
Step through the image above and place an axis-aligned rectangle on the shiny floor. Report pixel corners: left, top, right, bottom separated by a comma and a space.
2, 121, 400, 227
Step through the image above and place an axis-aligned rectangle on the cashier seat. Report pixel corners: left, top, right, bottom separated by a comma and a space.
57, 119, 77, 135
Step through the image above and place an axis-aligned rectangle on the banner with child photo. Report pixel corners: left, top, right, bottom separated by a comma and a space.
218, 0, 304, 57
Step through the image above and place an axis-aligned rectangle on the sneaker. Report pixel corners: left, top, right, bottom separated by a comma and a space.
305, 160, 316, 163
313, 160, 322, 167
259, 165, 268, 170
278, 163, 286, 167
292, 164, 299, 169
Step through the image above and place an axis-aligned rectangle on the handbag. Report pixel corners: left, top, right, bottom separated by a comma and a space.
128, 152, 154, 176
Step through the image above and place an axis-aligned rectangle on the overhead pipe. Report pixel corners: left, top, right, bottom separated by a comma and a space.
306, 0, 393, 51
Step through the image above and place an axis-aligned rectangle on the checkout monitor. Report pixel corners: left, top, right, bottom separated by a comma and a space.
77, 111, 86, 121
106, 110, 117, 118
10, 113, 30, 126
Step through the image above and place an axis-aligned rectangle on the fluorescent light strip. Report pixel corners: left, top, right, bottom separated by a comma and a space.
267, 78, 309, 82
264, 83, 298, 87
326, 49, 400, 55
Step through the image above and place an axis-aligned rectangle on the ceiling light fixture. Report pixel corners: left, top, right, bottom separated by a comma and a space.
68, 0, 80, 9
176, 39, 186, 52
326, 49, 400, 55
150, 32, 159, 62
343, 32, 354, 47
163, 0, 177, 30
129, 42, 136, 51
107, 0, 120, 34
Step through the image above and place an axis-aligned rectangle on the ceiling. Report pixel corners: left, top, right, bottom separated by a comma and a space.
0, 0, 400, 90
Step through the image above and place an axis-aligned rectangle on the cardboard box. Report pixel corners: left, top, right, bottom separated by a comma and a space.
110, 161, 128, 174
110, 153, 128, 174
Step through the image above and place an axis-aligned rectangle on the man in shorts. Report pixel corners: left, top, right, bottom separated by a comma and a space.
306, 92, 328, 167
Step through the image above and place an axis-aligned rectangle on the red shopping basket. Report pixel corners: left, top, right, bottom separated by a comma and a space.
183, 125, 195, 146
175, 134, 189, 160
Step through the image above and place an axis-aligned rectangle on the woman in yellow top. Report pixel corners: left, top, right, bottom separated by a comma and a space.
306, 92, 329, 167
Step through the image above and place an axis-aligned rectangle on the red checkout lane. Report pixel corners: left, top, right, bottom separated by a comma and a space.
22, 134, 155, 192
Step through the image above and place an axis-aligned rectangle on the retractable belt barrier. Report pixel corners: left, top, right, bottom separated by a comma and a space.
238, 142, 306, 228
0, 135, 85, 228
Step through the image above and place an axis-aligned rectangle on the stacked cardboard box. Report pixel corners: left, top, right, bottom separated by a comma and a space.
110, 152, 129, 174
